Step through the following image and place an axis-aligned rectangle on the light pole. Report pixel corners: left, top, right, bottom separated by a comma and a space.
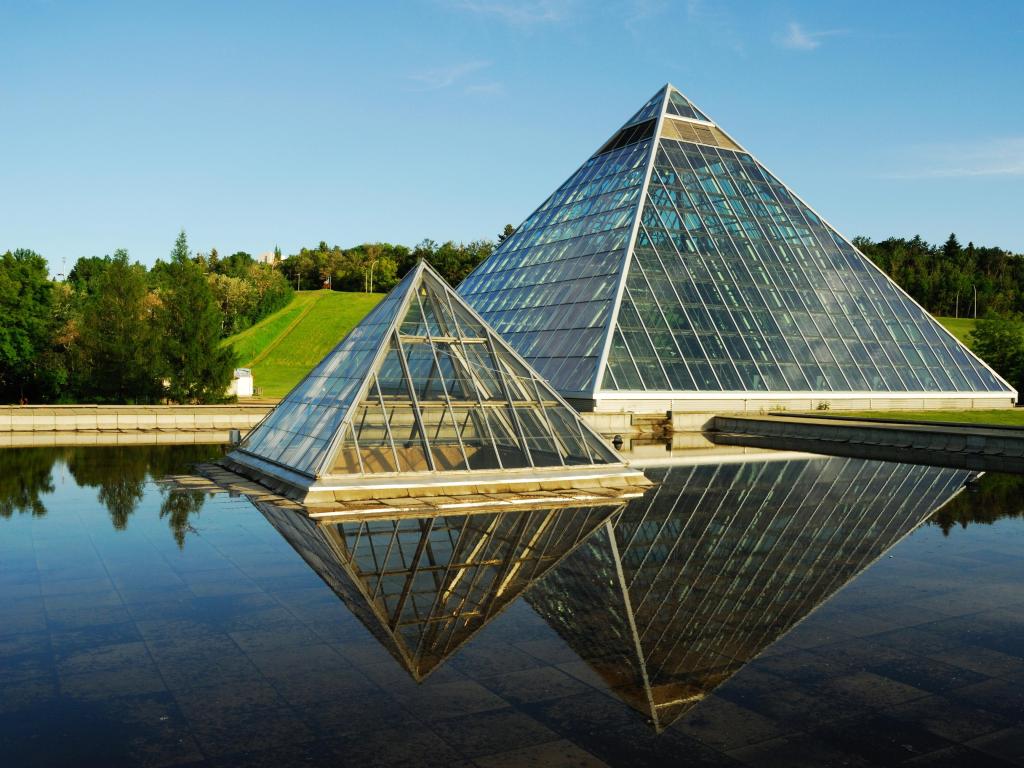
368, 259, 379, 293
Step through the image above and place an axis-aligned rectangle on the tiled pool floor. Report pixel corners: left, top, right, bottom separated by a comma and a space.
2, 447, 1024, 766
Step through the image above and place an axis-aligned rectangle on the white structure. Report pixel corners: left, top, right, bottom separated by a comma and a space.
229, 368, 255, 398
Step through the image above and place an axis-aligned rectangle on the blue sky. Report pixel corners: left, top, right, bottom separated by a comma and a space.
2, 0, 1022, 270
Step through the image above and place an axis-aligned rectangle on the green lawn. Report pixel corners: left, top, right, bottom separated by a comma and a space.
936, 316, 976, 347
818, 410, 1024, 427
226, 292, 321, 366
224, 290, 383, 397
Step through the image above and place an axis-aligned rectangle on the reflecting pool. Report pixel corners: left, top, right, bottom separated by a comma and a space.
3, 445, 1024, 767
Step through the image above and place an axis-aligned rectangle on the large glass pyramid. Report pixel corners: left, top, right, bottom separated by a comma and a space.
458, 84, 1015, 408
228, 261, 631, 501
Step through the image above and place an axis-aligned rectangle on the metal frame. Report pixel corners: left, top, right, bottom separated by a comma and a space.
592, 85, 673, 397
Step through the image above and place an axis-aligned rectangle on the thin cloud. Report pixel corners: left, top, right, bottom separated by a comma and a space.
465, 82, 504, 95
881, 137, 1024, 179
408, 61, 491, 91
447, 0, 573, 24
777, 21, 846, 51
684, 0, 745, 54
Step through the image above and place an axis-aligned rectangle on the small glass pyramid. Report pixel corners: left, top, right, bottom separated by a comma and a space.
457, 84, 1016, 409
258, 499, 620, 680
228, 261, 637, 502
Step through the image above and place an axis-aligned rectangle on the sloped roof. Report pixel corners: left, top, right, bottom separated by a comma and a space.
457, 85, 1014, 402
228, 261, 638, 501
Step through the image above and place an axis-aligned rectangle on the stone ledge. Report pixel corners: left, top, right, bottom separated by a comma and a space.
709, 415, 1024, 474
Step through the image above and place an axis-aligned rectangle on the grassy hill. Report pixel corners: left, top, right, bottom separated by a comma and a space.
936, 316, 976, 347
225, 290, 383, 398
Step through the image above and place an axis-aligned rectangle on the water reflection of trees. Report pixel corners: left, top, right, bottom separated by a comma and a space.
930, 472, 1024, 534
159, 490, 207, 548
0, 448, 61, 518
0, 444, 224, 545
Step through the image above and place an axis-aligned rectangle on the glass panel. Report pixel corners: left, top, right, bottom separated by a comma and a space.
665, 87, 711, 122
240, 266, 415, 475
458, 134, 652, 397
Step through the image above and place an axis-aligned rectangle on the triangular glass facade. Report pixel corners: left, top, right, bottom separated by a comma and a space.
458, 84, 1014, 402
527, 457, 971, 730
257, 500, 620, 680
236, 261, 620, 481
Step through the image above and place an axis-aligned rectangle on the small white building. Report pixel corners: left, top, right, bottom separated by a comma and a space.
229, 368, 254, 398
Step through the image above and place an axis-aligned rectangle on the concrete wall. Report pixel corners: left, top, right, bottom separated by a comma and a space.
0, 405, 269, 433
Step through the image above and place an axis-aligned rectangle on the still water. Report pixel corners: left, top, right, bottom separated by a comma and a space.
2, 445, 1024, 767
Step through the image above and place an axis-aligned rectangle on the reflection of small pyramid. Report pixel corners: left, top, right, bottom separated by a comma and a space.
226, 261, 643, 503
458, 84, 1014, 410
258, 500, 621, 680
528, 457, 971, 731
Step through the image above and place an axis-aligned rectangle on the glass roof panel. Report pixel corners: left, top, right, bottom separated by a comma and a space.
605, 135, 1012, 393
619, 86, 666, 129
238, 266, 417, 475
458, 136, 654, 397
665, 88, 711, 122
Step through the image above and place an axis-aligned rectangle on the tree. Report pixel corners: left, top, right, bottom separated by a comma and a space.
67, 255, 112, 296
208, 272, 257, 336
497, 224, 516, 244
213, 251, 255, 279
78, 250, 164, 402
159, 230, 237, 403
970, 313, 1024, 393
0, 249, 56, 403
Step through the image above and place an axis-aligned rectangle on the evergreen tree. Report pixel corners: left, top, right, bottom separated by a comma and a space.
498, 223, 516, 243
79, 250, 163, 403
160, 230, 237, 403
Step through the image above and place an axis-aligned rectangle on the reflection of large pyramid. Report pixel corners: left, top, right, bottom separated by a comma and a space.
227, 261, 643, 503
527, 457, 970, 731
258, 500, 621, 680
458, 84, 1014, 411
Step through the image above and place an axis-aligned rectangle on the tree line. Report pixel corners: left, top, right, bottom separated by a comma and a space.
0, 228, 510, 405
855, 233, 1023, 318
278, 238, 496, 293
7, 226, 1023, 404
0, 231, 282, 405
845, 233, 1024, 394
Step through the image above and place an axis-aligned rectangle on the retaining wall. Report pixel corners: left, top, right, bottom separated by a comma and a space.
0, 405, 268, 433
710, 414, 1024, 474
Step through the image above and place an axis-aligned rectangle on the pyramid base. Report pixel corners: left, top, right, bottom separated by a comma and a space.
222, 450, 650, 507
573, 391, 1016, 415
